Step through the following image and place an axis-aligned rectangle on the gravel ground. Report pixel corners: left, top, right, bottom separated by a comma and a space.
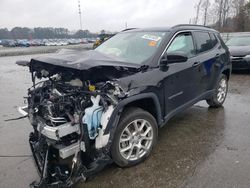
0, 54, 250, 188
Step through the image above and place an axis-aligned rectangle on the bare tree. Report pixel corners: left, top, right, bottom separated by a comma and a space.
194, 0, 249, 31
202, 0, 210, 25
232, 0, 245, 15
195, 0, 203, 24
213, 0, 231, 30
216, 0, 224, 29
222, 0, 230, 27
245, 1, 250, 30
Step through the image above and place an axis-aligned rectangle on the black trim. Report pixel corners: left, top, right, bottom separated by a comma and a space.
104, 93, 163, 135
221, 65, 232, 77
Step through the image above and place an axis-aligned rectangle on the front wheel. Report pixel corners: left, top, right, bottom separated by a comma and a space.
111, 108, 158, 167
206, 74, 228, 108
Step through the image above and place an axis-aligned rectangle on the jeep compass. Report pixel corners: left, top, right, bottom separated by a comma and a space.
18, 24, 231, 187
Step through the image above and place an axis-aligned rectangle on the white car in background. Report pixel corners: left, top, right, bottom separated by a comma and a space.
45, 40, 57, 46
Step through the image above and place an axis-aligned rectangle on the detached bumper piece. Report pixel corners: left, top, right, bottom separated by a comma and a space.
29, 132, 111, 188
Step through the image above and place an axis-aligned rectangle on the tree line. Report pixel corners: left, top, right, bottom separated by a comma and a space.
3, 1, 250, 40
194, 0, 250, 32
0, 27, 99, 40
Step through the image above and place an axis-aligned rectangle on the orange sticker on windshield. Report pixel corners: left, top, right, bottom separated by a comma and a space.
148, 41, 157, 47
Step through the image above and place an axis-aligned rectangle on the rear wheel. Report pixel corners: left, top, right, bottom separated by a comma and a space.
206, 74, 228, 108
111, 108, 158, 167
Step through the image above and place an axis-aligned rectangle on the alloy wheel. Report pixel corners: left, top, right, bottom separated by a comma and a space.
217, 77, 228, 103
119, 119, 154, 161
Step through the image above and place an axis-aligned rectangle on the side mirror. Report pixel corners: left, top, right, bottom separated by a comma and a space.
160, 52, 188, 65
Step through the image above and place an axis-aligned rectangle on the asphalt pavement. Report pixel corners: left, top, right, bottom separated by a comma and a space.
0, 44, 92, 57
0, 54, 250, 188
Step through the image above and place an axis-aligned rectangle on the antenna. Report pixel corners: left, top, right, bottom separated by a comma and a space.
78, 0, 83, 30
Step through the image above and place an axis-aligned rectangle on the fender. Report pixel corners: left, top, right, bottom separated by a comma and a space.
103, 93, 163, 137
209, 63, 231, 90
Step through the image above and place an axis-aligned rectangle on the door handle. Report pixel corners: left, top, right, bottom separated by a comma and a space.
215, 54, 220, 58
192, 62, 200, 67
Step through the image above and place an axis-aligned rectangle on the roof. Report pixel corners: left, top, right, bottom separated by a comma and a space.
172, 24, 217, 32
121, 24, 218, 33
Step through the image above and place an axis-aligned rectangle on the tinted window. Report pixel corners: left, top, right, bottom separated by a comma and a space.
194, 32, 212, 53
209, 33, 218, 48
167, 32, 195, 58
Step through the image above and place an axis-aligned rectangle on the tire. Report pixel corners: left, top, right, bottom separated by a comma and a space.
111, 107, 158, 167
206, 74, 228, 108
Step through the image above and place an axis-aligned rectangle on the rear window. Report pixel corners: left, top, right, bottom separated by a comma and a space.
194, 31, 213, 53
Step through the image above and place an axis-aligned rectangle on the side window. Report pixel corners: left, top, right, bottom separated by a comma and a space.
194, 31, 213, 53
209, 33, 218, 48
167, 32, 195, 58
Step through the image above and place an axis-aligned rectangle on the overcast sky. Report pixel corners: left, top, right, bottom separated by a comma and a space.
0, 0, 197, 32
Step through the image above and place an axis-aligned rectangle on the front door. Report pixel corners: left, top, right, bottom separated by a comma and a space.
163, 32, 201, 116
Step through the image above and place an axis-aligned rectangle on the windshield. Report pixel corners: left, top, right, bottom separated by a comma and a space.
95, 31, 168, 64
226, 36, 250, 46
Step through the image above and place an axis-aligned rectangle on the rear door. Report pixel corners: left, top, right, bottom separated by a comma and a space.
192, 31, 221, 93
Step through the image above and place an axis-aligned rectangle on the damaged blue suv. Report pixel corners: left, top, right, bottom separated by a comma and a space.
18, 24, 231, 187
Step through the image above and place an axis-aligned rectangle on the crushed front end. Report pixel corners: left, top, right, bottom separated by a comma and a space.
20, 55, 135, 187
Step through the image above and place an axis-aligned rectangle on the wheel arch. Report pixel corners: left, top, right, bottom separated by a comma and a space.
104, 93, 163, 136
222, 68, 231, 80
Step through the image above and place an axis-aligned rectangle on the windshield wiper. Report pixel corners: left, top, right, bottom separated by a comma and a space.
139, 65, 149, 72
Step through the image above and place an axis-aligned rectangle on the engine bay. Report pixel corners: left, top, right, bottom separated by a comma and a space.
25, 68, 127, 187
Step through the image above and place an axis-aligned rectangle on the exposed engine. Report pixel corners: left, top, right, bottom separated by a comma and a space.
24, 72, 125, 187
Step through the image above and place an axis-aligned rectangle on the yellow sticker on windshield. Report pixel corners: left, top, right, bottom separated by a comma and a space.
148, 41, 157, 47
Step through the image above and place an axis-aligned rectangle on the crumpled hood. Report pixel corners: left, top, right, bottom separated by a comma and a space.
228, 46, 250, 57
30, 49, 140, 71
29, 49, 141, 82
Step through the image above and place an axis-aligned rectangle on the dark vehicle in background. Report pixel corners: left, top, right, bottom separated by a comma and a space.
16, 39, 30, 47
87, 38, 96, 43
226, 36, 250, 70
18, 24, 231, 188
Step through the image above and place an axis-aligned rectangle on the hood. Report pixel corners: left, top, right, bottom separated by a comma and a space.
228, 46, 250, 57
29, 49, 141, 82
30, 49, 140, 71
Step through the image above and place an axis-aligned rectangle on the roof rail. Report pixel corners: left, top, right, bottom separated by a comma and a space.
121, 28, 137, 32
172, 24, 211, 29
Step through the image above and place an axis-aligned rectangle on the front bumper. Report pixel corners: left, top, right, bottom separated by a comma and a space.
29, 132, 112, 188
231, 56, 250, 70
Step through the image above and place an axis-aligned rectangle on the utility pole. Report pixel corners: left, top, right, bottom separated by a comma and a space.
78, 0, 83, 30
125, 22, 128, 29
